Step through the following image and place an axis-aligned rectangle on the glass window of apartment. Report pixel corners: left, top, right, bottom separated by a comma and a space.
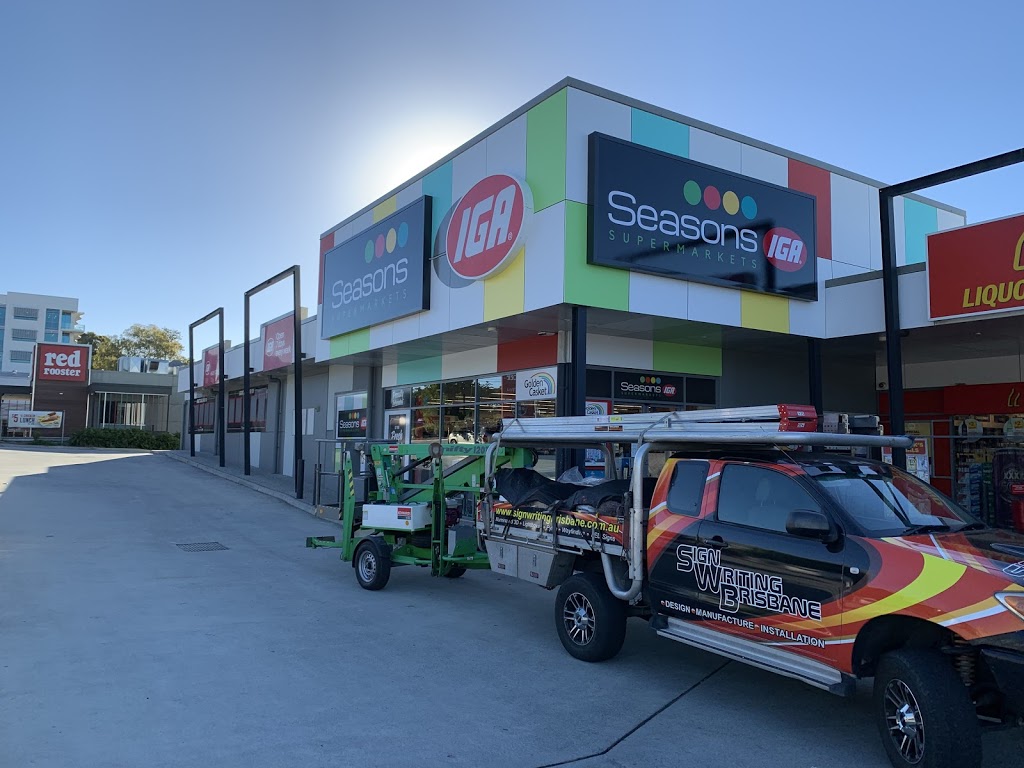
11, 329, 37, 342
12, 307, 38, 321
44, 331, 58, 342
61, 332, 71, 343
61, 311, 73, 330
10, 350, 32, 363
0, 304, 6, 326
45, 309, 59, 330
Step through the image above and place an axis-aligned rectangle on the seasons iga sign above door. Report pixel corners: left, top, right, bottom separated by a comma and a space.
588, 134, 818, 301
434, 175, 533, 288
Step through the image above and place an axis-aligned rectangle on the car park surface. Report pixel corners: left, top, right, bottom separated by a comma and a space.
0, 446, 1019, 768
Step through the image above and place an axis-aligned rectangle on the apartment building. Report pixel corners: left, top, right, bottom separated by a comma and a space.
0, 292, 83, 374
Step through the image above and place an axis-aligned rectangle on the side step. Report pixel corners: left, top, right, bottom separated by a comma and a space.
657, 618, 854, 697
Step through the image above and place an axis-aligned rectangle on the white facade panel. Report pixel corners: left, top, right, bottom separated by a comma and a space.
688, 128, 742, 173
452, 139, 488, 200
826, 280, 885, 338
937, 208, 966, 232
524, 203, 565, 312
565, 88, 631, 204
485, 115, 527, 178
588, 334, 653, 370
687, 283, 741, 327
628, 273, 688, 320
740, 144, 788, 186
395, 179, 424, 209
830, 173, 872, 269
440, 346, 498, 381
893, 196, 907, 267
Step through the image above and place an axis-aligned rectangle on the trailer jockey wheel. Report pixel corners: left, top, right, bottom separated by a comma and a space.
443, 566, 466, 579
354, 537, 391, 591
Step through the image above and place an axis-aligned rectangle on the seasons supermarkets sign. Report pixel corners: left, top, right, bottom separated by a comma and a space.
588, 134, 818, 301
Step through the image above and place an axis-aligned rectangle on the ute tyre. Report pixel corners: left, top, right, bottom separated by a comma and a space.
873, 648, 981, 768
354, 537, 391, 591
555, 572, 626, 662
443, 566, 466, 579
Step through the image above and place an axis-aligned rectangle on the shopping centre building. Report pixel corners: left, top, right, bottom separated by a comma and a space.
180, 78, 1024, 532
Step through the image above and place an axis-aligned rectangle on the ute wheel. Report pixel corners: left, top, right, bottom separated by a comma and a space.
555, 572, 626, 662
354, 537, 391, 591
443, 566, 466, 579
873, 648, 981, 768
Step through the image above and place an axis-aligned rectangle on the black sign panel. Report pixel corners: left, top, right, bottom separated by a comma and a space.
337, 409, 368, 439
615, 372, 686, 402
321, 197, 432, 338
588, 134, 817, 301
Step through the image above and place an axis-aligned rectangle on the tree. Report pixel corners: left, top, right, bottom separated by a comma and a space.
77, 331, 123, 371
77, 325, 184, 370
116, 324, 184, 361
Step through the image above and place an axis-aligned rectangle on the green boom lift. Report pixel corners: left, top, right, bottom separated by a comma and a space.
306, 441, 532, 590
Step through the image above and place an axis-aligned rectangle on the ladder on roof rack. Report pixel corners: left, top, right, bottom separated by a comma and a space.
494, 404, 912, 450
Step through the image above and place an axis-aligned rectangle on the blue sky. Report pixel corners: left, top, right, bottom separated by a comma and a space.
2, 0, 1022, 351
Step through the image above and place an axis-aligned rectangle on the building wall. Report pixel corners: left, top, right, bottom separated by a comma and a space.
0, 292, 82, 374
316, 81, 965, 366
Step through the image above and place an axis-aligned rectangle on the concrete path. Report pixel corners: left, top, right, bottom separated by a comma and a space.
0, 446, 1019, 768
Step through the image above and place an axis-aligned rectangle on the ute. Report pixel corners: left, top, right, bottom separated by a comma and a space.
309, 405, 1024, 768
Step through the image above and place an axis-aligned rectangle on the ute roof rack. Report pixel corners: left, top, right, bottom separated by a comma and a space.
496, 404, 913, 450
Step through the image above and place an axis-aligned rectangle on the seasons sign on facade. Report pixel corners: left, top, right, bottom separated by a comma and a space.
588, 134, 818, 301
321, 197, 432, 338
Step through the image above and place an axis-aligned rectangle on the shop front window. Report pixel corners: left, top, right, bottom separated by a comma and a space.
412, 383, 441, 407
225, 387, 268, 432
1, 394, 32, 437
411, 407, 441, 443
953, 415, 1024, 532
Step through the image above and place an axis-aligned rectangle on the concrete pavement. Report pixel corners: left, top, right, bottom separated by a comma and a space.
0, 446, 1019, 768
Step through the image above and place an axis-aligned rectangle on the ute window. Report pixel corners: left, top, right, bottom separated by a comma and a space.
716, 464, 820, 534
665, 460, 709, 517
806, 462, 979, 536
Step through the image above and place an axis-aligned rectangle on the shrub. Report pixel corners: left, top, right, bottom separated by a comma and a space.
68, 428, 181, 450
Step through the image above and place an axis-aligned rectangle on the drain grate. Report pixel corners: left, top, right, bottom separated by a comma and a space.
175, 542, 229, 552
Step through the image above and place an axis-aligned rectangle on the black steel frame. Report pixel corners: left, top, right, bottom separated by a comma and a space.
243, 266, 304, 499
879, 148, 1024, 468
187, 308, 226, 467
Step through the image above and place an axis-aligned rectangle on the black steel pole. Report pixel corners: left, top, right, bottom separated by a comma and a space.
293, 266, 304, 500
570, 305, 587, 471
217, 309, 226, 468
879, 191, 906, 469
807, 337, 823, 425
188, 324, 195, 457
243, 292, 251, 476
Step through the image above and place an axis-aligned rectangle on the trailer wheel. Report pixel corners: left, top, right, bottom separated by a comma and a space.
873, 648, 980, 768
555, 572, 626, 662
443, 566, 466, 579
354, 537, 391, 591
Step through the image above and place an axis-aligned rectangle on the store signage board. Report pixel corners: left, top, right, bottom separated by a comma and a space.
10, 410, 63, 428
588, 134, 817, 301
202, 346, 220, 387
321, 197, 432, 338
337, 409, 368, 439
615, 372, 686, 403
33, 343, 91, 384
927, 213, 1024, 320
515, 367, 557, 401
261, 315, 294, 372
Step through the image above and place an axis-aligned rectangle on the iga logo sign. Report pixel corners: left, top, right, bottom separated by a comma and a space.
444, 175, 533, 281
35, 343, 90, 384
763, 228, 807, 272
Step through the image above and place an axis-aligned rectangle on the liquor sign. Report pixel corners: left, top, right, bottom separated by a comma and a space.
10, 410, 63, 428
261, 315, 294, 372
928, 213, 1024, 320
33, 343, 91, 384
321, 197, 432, 338
588, 133, 818, 300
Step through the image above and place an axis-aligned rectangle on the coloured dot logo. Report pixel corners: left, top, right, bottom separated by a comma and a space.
639, 376, 662, 385
365, 222, 412, 263
683, 180, 757, 220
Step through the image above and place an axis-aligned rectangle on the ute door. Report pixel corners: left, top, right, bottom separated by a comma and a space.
693, 462, 846, 665
646, 459, 712, 621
